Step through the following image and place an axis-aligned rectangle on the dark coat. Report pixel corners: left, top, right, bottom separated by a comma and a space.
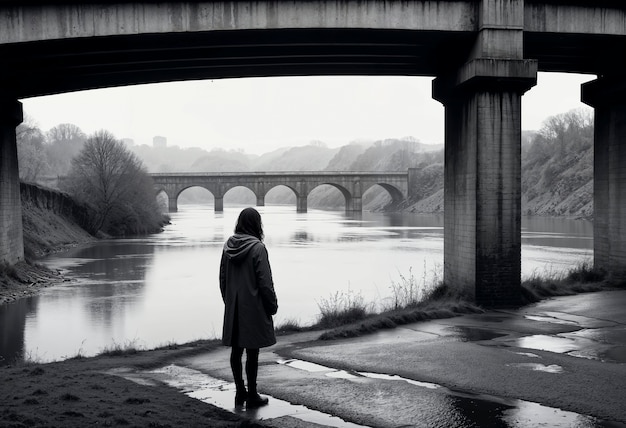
220, 233, 278, 349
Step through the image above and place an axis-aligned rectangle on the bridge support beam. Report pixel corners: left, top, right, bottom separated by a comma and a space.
346, 196, 362, 213
433, 59, 536, 307
296, 196, 307, 213
215, 197, 224, 213
257, 196, 265, 207
168, 196, 178, 213
0, 99, 24, 265
582, 77, 626, 280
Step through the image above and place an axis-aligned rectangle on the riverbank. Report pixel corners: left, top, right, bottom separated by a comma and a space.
0, 261, 68, 305
2, 268, 620, 428
0, 339, 269, 427
3, 286, 624, 428
0, 182, 96, 305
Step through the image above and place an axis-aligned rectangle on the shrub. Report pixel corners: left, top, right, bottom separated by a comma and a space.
316, 290, 369, 329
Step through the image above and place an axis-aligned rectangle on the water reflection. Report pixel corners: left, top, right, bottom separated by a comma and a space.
0, 297, 38, 363
0, 205, 593, 362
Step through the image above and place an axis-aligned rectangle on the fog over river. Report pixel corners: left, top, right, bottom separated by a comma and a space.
0, 205, 592, 363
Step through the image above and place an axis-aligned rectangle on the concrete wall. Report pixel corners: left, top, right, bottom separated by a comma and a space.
0, 99, 24, 265
3, 1, 625, 46
524, 3, 626, 35
0, 1, 475, 44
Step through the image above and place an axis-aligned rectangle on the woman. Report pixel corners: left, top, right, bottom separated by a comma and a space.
219, 207, 278, 408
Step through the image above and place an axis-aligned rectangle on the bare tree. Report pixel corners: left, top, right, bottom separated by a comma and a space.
47, 123, 85, 144
45, 123, 87, 176
538, 108, 593, 156
64, 129, 162, 235
16, 115, 48, 182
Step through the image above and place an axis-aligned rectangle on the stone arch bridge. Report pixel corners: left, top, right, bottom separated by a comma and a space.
151, 170, 415, 213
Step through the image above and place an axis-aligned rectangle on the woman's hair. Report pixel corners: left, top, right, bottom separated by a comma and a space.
235, 207, 264, 241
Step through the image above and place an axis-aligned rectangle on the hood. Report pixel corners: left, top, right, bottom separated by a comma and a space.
223, 233, 260, 261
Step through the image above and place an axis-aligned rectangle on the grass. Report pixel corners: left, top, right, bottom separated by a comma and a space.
275, 318, 309, 334
300, 261, 620, 341
521, 261, 612, 304
98, 339, 143, 357
316, 289, 371, 329
317, 281, 483, 340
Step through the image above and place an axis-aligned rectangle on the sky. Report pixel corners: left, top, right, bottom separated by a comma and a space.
20, 72, 596, 155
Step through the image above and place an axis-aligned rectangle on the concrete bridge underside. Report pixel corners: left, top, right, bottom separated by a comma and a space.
1, 0, 626, 307
151, 171, 409, 213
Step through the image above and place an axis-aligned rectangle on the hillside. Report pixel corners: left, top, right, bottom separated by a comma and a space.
0, 183, 97, 304
406, 111, 594, 218
521, 110, 593, 218
20, 182, 96, 259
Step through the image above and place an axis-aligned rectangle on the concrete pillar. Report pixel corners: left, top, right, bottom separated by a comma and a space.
296, 196, 307, 213
257, 195, 265, 207
346, 196, 362, 213
433, 59, 537, 307
215, 197, 224, 213
582, 77, 626, 279
168, 196, 178, 213
431, 0, 537, 307
0, 98, 24, 264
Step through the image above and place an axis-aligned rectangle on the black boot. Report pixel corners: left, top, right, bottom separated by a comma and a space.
246, 385, 269, 408
231, 346, 247, 407
234, 384, 247, 407
245, 349, 268, 408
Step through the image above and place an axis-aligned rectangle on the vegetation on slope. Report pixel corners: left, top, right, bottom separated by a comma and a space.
522, 109, 593, 218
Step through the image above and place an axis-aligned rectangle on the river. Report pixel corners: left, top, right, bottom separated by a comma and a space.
0, 205, 592, 363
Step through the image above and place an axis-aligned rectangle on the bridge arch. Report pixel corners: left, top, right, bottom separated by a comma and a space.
264, 184, 300, 210
362, 183, 406, 207
223, 185, 259, 210
307, 182, 353, 213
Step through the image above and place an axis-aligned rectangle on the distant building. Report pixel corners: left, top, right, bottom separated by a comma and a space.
122, 138, 135, 146
153, 136, 167, 148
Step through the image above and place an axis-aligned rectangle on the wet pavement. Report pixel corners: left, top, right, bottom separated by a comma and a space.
116, 289, 626, 427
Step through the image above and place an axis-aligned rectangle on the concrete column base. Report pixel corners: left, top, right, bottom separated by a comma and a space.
296, 196, 307, 213
583, 77, 626, 279
168, 197, 178, 213
257, 196, 265, 207
0, 98, 24, 265
433, 59, 537, 307
215, 197, 224, 213
346, 196, 362, 213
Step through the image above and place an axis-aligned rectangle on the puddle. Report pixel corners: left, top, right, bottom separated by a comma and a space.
506, 363, 565, 373
541, 312, 617, 328
525, 315, 581, 326
512, 351, 541, 358
509, 334, 626, 363
596, 345, 626, 364
277, 358, 624, 427
356, 372, 440, 389
447, 326, 509, 341
514, 334, 582, 354
112, 365, 369, 428
278, 358, 358, 379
